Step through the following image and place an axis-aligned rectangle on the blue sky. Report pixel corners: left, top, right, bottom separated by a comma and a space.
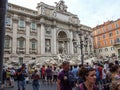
8, 0, 120, 28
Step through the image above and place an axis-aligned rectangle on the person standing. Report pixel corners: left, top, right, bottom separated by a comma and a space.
41, 65, 46, 84
45, 66, 53, 85
53, 67, 58, 83
16, 64, 28, 90
6, 68, 11, 87
78, 67, 98, 90
32, 69, 40, 90
57, 61, 72, 90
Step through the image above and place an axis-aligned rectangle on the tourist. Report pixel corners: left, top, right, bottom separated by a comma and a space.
110, 65, 120, 81
45, 66, 53, 85
57, 61, 73, 90
41, 65, 46, 84
6, 68, 11, 87
53, 67, 58, 83
16, 64, 28, 90
78, 67, 98, 90
32, 69, 40, 90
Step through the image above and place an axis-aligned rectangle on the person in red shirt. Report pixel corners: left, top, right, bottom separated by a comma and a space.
41, 65, 46, 84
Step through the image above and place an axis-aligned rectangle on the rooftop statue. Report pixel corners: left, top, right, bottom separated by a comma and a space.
55, 0, 67, 12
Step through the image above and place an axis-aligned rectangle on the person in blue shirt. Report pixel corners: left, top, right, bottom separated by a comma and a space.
72, 65, 79, 79
16, 64, 27, 90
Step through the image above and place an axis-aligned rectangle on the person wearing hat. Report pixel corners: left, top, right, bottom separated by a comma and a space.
16, 64, 28, 90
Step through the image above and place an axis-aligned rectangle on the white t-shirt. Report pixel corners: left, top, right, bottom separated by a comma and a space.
102, 68, 106, 79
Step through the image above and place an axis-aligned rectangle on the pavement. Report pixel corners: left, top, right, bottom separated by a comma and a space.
4, 80, 57, 90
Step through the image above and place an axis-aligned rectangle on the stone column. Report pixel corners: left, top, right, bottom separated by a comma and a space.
51, 26, 57, 54
52, 21, 57, 55
25, 18, 30, 54
40, 18, 45, 54
69, 30, 74, 54
40, 24, 45, 54
37, 25, 41, 54
12, 15, 18, 54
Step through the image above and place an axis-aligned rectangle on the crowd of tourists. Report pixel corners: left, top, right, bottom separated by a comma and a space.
1, 59, 120, 90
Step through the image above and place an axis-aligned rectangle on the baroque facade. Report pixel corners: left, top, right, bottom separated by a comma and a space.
93, 19, 120, 58
4, 0, 94, 65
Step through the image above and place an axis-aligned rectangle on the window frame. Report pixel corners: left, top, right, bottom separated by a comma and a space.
19, 19, 25, 28
6, 17, 11, 26
31, 22, 36, 30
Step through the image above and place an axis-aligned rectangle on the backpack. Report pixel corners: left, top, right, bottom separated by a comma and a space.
67, 71, 76, 87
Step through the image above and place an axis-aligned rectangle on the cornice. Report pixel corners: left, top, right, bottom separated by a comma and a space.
8, 9, 37, 18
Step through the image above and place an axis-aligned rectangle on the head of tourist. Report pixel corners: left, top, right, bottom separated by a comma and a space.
80, 67, 96, 84
62, 61, 70, 71
34, 69, 38, 73
21, 63, 26, 70
110, 65, 120, 73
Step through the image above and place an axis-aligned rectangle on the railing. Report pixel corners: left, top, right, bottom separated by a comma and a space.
29, 48, 37, 54
113, 41, 120, 46
4, 47, 12, 53
17, 47, 25, 54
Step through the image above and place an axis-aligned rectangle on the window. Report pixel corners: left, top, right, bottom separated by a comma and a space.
4, 57, 9, 63
6, 17, 11, 26
99, 49, 102, 52
116, 30, 119, 35
19, 19, 25, 28
116, 37, 120, 43
103, 34, 106, 38
99, 49, 100, 52
4, 38, 10, 49
19, 57, 23, 65
98, 42, 100, 47
31, 41, 36, 49
104, 40, 106, 46
114, 22, 119, 28
105, 48, 108, 51
102, 27, 106, 32
111, 47, 114, 51
97, 29, 100, 34
98, 36, 100, 40
113, 47, 115, 50
19, 39, 24, 48
94, 50, 96, 53
108, 25, 112, 30
31, 22, 36, 30
109, 32, 113, 37
110, 39, 113, 44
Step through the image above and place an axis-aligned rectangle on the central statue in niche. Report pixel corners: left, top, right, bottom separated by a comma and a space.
57, 31, 68, 54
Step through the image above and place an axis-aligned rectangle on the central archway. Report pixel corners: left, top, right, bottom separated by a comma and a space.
57, 31, 68, 54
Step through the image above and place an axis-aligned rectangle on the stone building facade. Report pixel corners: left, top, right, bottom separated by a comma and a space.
4, 0, 94, 65
93, 19, 120, 58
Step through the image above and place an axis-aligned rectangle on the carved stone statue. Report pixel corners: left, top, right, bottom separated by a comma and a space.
41, 6, 45, 15
55, 0, 67, 12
